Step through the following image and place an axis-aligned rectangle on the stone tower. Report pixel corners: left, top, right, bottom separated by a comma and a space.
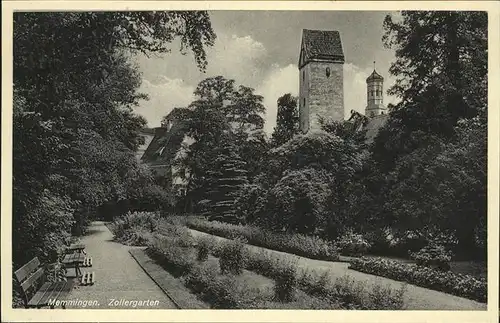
298, 29, 345, 133
365, 68, 387, 117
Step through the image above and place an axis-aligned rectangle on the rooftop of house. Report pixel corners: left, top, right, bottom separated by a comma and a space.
364, 114, 389, 143
347, 110, 389, 143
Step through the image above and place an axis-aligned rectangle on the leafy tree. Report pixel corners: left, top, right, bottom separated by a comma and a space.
374, 11, 487, 169
266, 168, 333, 234
363, 11, 487, 256
271, 94, 300, 147
249, 131, 364, 237
173, 76, 267, 212
12, 11, 216, 267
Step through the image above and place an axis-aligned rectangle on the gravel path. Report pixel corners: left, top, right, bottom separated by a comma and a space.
65, 221, 177, 309
188, 228, 487, 310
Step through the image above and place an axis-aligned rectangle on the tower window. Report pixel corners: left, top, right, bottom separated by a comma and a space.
302, 71, 305, 81
326, 67, 330, 78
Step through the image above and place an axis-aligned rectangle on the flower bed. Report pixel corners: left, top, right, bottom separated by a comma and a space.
199, 237, 406, 309
185, 218, 339, 261
148, 230, 337, 309
349, 257, 486, 303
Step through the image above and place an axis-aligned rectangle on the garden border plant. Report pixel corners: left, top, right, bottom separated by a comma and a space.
185, 218, 339, 261
197, 233, 406, 310
349, 257, 486, 303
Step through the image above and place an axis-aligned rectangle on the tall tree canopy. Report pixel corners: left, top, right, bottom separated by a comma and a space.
374, 11, 487, 169
365, 11, 487, 255
271, 94, 300, 147
172, 76, 267, 215
12, 12, 216, 267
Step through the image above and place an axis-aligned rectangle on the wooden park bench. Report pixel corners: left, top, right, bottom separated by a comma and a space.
65, 244, 86, 255
62, 244, 95, 285
14, 257, 75, 309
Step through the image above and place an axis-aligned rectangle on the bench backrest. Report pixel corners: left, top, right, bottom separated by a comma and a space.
14, 257, 46, 306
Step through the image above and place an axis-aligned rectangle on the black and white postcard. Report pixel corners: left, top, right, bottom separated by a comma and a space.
2, 1, 499, 322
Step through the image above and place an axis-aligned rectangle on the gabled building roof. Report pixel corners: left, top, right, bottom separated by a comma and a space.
348, 110, 389, 144
141, 122, 187, 167
299, 29, 344, 68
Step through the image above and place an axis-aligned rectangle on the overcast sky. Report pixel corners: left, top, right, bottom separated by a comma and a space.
132, 10, 400, 134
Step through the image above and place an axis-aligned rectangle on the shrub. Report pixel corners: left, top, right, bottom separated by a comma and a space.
219, 238, 247, 275
112, 211, 159, 237
186, 218, 339, 261
110, 211, 160, 246
183, 262, 263, 309
336, 230, 371, 257
298, 269, 331, 298
147, 235, 196, 277
349, 257, 486, 303
233, 183, 268, 224
273, 259, 297, 302
196, 235, 217, 262
410, 231, 458, 271
122, 228, 155, 246
366, 282, 406, 310
298, 270, 406, 310
265, 168, 332, 235
410, 244, 452, 271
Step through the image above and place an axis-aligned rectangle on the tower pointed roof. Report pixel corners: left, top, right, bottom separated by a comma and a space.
366, 69, 384, 82
299, 29, 344, 67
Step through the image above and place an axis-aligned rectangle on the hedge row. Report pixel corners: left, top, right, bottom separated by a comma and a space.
185, 218, 339, 261
349, 257, 487, 303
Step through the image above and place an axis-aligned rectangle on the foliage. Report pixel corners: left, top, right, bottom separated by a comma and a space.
185, 218, 339, 261
172, 76, 267, 214
349, 257, 486, 303
266, 168, 332, 234
298, 270, 406, 310
110, 211, 159, 245
232, 183, 268, 224
12, 189, 76, 265
409, 231, 458, 270
155, 224, 403, 309
147, 234, 196, 277
271, 94, 300, 147
358, 11, 488, 258
13, 11, 215, 269
196, 235, 216, 262
272, 259, 297, 302
219, 238, 248, 275
335, 230, 371, 257
252, 130, 364, 239
410, 244, 452, 271
203, 142, 249, 223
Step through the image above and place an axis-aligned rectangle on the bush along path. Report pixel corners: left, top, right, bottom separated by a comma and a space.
349, 257, 486, 303
64, 221, 177, 309
186, 228, 487, 310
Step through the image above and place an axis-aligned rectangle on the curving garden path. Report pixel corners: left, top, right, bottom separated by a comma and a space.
65, 221, 177, 309
188, 228, 487, 310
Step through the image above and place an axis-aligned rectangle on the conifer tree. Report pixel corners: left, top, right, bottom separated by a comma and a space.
202, 141, 249, 224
